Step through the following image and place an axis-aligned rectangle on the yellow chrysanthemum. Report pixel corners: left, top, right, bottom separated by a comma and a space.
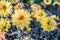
14, 3, 24, 10
31, 9, 47, 21
0, 18, 11, 33
41, 17, 57, 31
43, 0, 52, 5
0, 0, 12, 17
53, 1, 60, 6
12, 9, 32, 29
31, 4, 41, 11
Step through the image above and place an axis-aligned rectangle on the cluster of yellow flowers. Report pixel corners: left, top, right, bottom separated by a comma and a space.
0, 0, 12, 33
0, 0, 59, 33
31, 4, 58, 31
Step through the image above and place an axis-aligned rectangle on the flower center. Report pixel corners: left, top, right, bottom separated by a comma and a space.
47, 21, 50, 25
19, 15, 24, 20
38, 12, 43, 17
2, 5, 6, 11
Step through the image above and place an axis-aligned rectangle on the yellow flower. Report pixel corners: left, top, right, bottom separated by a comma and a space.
41, 17, 57, 31
12, 9, 32, 29
36, 10, 47, 20
31, 9, 47, 21
31, 4, 41, 11
14, 3, 24, 10
43, 0, 52, 5
53, 1, 60, 6
0, 0, 12, 17
0, 18, 11, 33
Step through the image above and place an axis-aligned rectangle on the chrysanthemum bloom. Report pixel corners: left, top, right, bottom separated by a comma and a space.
31, 4, 41, 11
41, 17, 57, 31
53, 1, 60, 6
0, 0, 12, 17
31, 9, 47, 21
12, 9, 32, 29
43, 0, 52, 5
14, 3, 24, 10
0, 18, 11, 33
0, 32, 7, 40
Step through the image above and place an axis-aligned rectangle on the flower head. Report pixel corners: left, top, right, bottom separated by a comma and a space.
31, 9, 47, 21
0, 18, 11, 33
0, 0, 12, 17
41, 17, 57, 31
53, 1, 60, 6
43, 0, 52, 5
12, 9, 32, 29
14, 3, 24, 10
31, 4, 41, 11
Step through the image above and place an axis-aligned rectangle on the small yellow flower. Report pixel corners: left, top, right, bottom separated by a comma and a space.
12, 9, 32, 29
31, 4, 41, 11
31, 9, 47, 21
14, 3, 24, 10
43, 0, 52, 5
0, 0, 12, 17
36, 10, 47, 20
0, 18, 11, 33
53, 1, 60, 6
41, 17, 57, 31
